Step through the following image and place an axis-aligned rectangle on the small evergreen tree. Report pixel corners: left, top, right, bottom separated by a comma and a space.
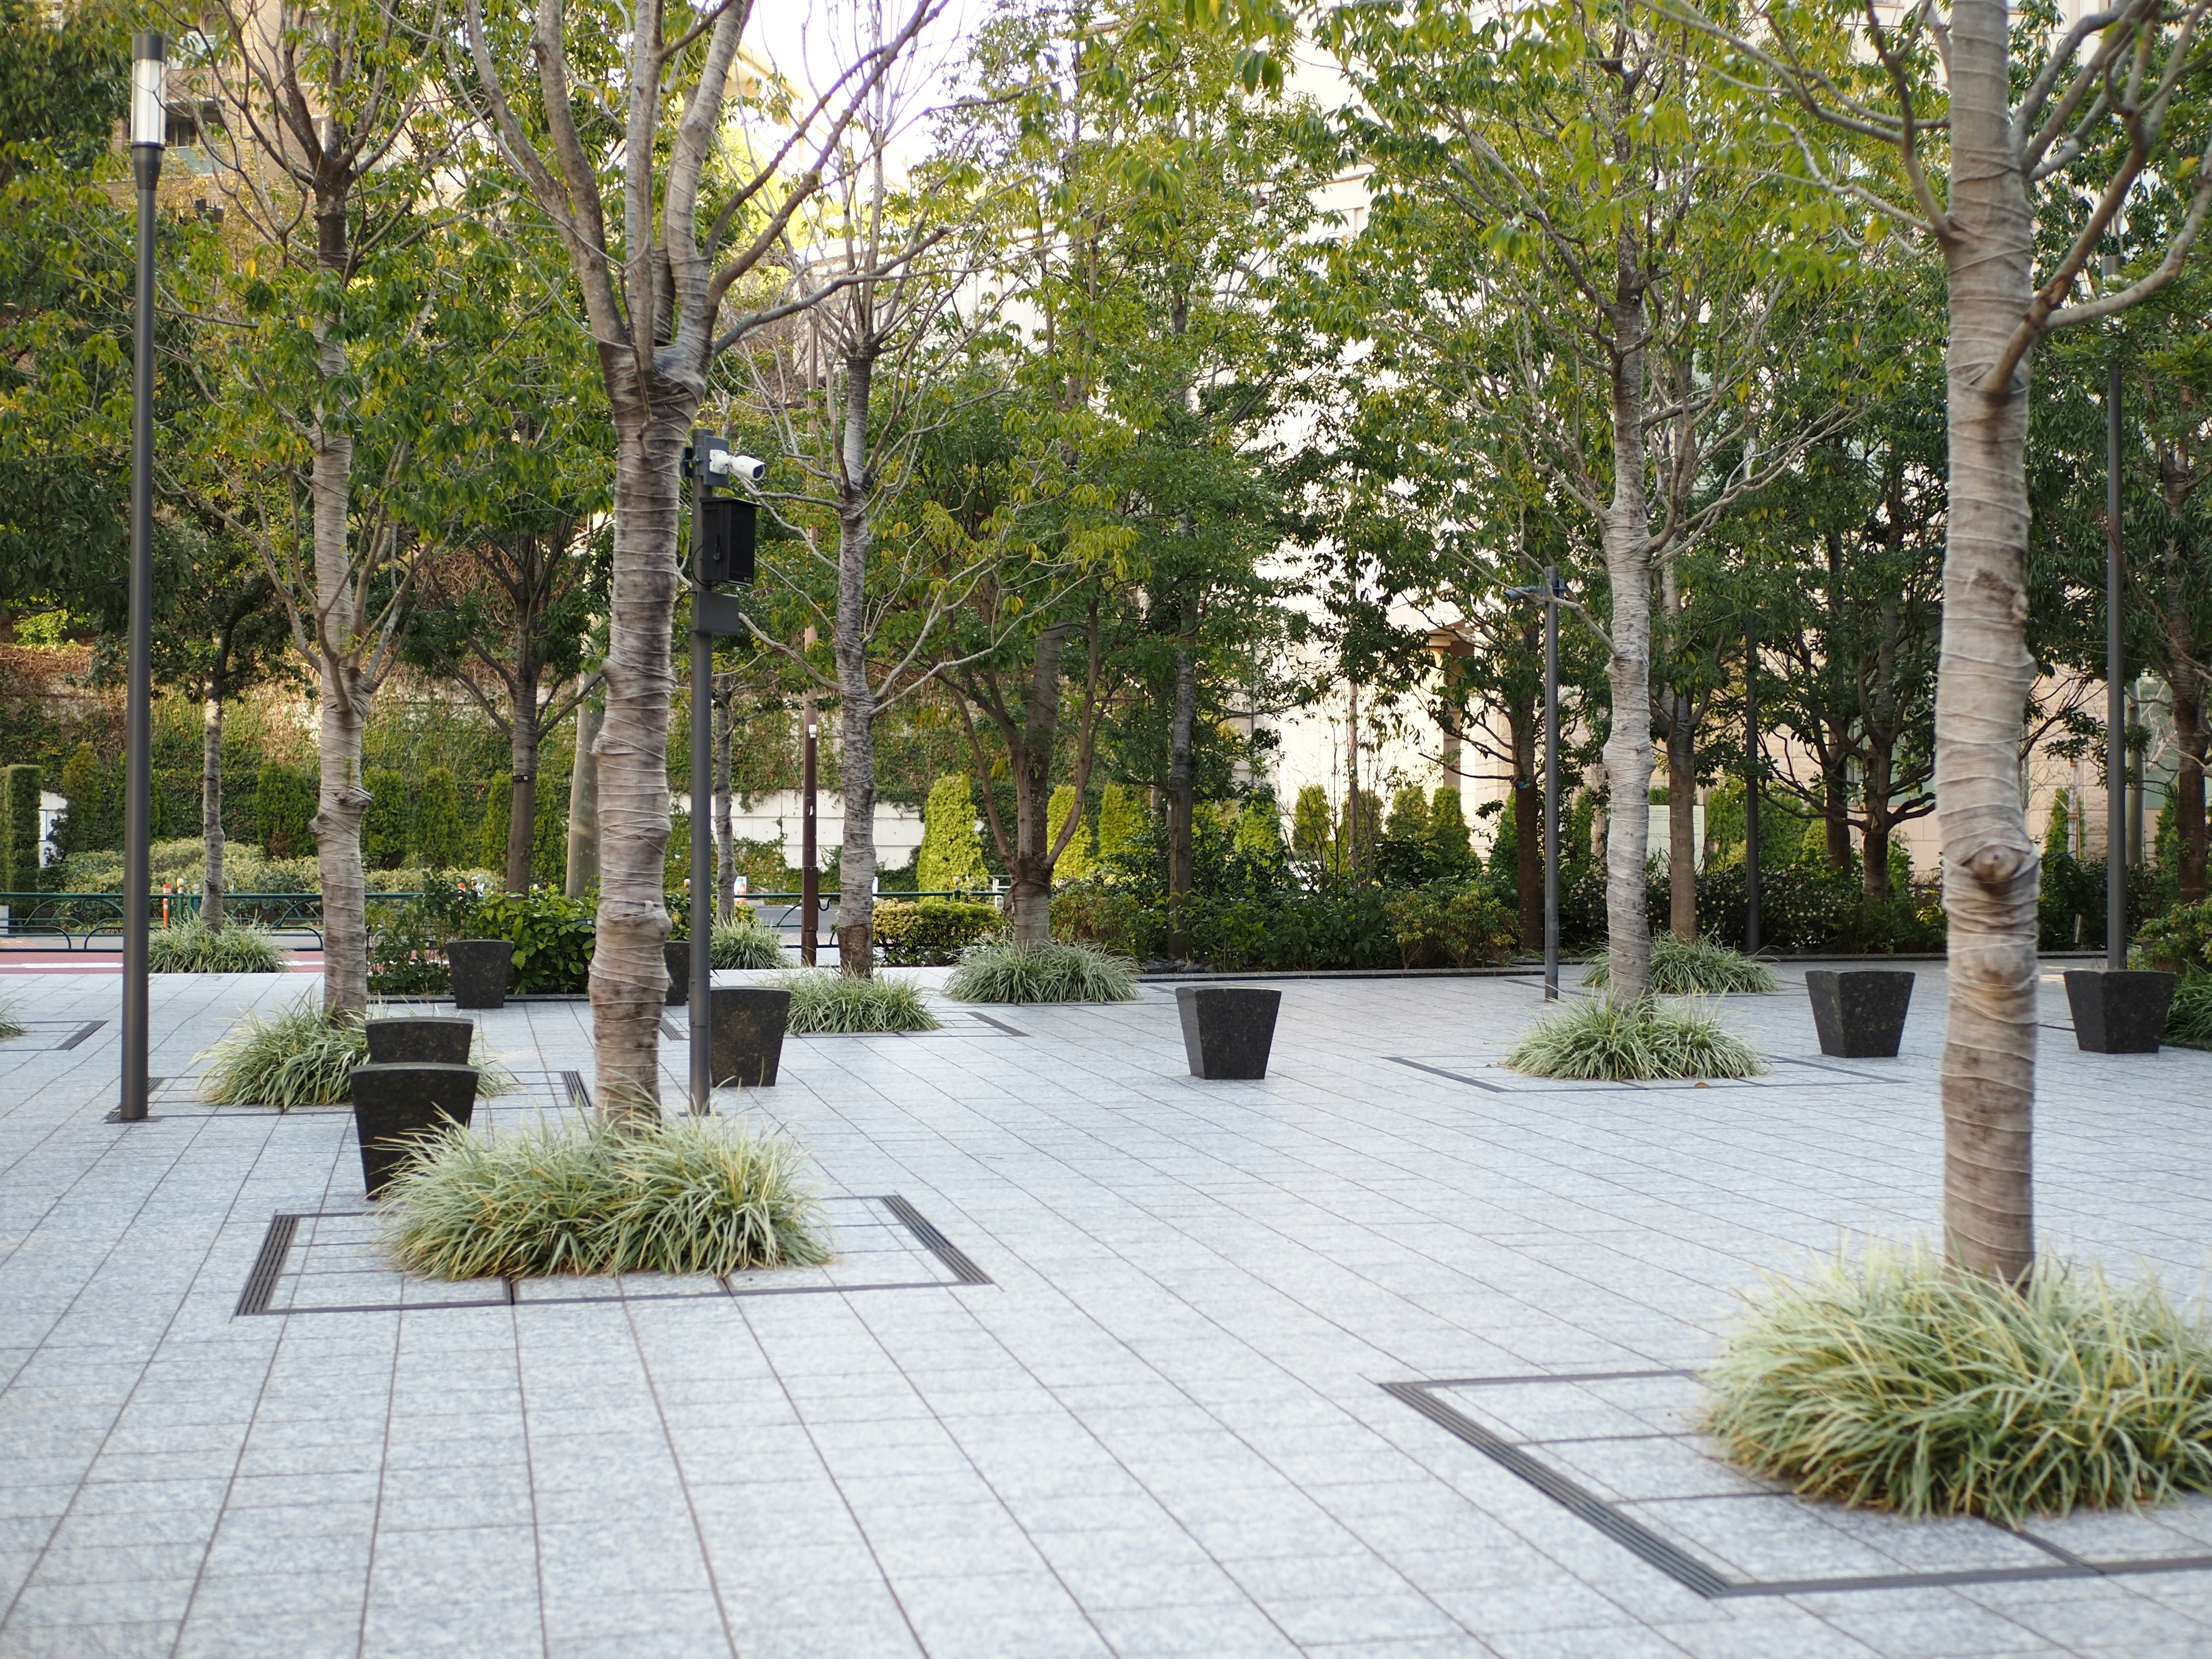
412, 768, 464, 869
481, 772, 513, 876
918, 774, 988, 892
1097, 783, 1146, 863
1430, 787, 1471, 866
2, 765, 41, 891
1234, 791, 1285, 861
1291, 785, 1333, 861
1387, 785, 1431, 841
361, 769, 410, 870
256, 764, 316, 859
1048, 783, 1094, 884
55, 742, 113, 855
532, 770, 569, 887
2044, 790, 2076, 861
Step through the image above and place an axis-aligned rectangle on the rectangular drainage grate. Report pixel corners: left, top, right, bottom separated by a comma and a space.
1384, 1370, 2212, 1597
238, 1193, 989, 1317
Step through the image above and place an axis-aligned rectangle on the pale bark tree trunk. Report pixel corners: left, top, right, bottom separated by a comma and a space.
590, 376, 692, 1119
565, 696, 600, 899
1665, 698, 1696, 939
1933, 0, 2043, 1282
835, 353, 878, 976
712, 685, 734, 922
1601, 290, 1656, 1002
308, 343, 373, 1014
201, 673, 226, 931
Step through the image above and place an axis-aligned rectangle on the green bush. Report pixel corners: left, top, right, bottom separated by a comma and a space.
2, 763, 41, 891
2166, 974, 2212, 1050
945, 940, 1137, 1003
711, 915, 784, 969
147, 919, 285, 973
873, 897, 1001, 965
1585, 934, 1778, 994
55, 742, 115, 857
2135, 902, 2212, 976
779, 969, 937, 1032
471, 888, 595, 993
1384, 880, 1516, 967
480, 771, 513, 872
1705, 1245, 2212, 1524
413, 768, 465, 869
256, 763, 317, 859
362, 769, 410, 870
199, 998, 368, 1108
1508, 997, 1763, 1080
917, 773, 989, 892
380, 1117, 833, 1279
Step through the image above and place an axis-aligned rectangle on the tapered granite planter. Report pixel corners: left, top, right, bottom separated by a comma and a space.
664, 941, 692, 1006
2063, 968, 2176, 1054
1805, 969, 1914, 1058
710, 986, 791, 1086
350, 1061, 480, 1197
1176, 986, 1281, 1080
446, 939, 512, 1010
365, 1017, 474, 1066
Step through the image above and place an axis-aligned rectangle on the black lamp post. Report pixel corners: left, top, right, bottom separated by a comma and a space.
1506, 568, 1566, 1000
1745, 622, 1762, 957
118, 32, 164, 1124
2105, 244, 2127, 971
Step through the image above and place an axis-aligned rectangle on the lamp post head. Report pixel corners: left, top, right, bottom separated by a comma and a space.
131, 33, 167, 149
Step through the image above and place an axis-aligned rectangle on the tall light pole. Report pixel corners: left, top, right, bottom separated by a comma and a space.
1507, 569, 1566, 999
118, 33, 164, 1124
2107, 244, 2128, 971
1745, 622, 1762, 957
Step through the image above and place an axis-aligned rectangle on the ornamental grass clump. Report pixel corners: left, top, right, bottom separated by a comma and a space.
711, 916, 784, 969
1584, 933, 1776, 995
945, 940, 1137, 1003
779, 969, 937, 1033
1704, 1246, 2212, 1524
378, 1118, 832, 1279
147, 919, 286, 974
1508, 996, 1763, 1080
2165, 974, 2212, 1051
200, 998, 368, 1107
0, 1001, 23, 1041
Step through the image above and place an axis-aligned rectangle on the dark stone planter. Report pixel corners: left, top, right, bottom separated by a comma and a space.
1176, 986, 1281, 1079
1806, 969, 1914, 1058
350, 1062, 480, 1198
710, 986, 791, 1086
2064, 968, 2177, 1054
664, 940, 692, 1006
365, 1017, 474, 1066
446, 939, 512, 1010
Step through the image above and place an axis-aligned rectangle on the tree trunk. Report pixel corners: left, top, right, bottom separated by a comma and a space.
590, 373, 690, 1121
1934, 0, 2041, 1282
834, 354, 878, 975
1005, 624, 1071, 945
505, 713, 539, 895
1512, 706, 1541, 949
1862, 745, 1896, 899
1166, 643, 1197, 951
1666, 695, 1696, 939
307, 384, 371, 1014
1822, 746, 1853, 867
1601, 294, 1656, 1002
565, 695, 600, 899
712, 688, 734, 923
201, 669, 226, 931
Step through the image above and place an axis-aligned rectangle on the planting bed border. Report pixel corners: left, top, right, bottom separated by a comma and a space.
1385, 1369, 2212, 1599
235, 1191, 990, 1317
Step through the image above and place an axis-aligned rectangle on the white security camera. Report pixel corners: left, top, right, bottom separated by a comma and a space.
708, 451, 768, 484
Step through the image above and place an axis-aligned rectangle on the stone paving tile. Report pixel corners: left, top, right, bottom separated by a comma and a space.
0, 964, 2207, 1655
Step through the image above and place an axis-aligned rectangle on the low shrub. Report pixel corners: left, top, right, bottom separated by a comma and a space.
199, 998, 368, 1107
1508, 997, 1763, 1080
379, 1117, 833, 1279
779, 969, 938, 1032
1384, 880, 1516, 967
2166, 974, 2212, 1050
146, 919, 285, 974
1585, 934, 1777, 995
945, 940, 1137, 1003
1704, 1245, 2212, 1524
872, 897, 1001, 966
2136, 901, 2212, 976
711, 915, 784, 969
471, 889, 596, 993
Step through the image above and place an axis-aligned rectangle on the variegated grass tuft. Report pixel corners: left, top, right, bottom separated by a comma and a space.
945, 940, 1137, 1003
1584, 934, 1776, 995
778, 969, 937, 1033
1508, 996, 1762, 1081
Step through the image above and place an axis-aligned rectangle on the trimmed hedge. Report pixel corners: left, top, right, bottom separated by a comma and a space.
873, 897, 1001, 966
2, 764, 39, 891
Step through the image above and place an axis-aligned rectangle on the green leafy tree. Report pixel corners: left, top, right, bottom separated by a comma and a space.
1050, 785, 1096, 884
1289, 784, 1332, 865
412, 768, 463, 869
1431, 787, 1471, 868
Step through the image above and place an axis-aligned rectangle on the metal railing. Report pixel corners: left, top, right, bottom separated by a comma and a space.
0, 891, 353, 949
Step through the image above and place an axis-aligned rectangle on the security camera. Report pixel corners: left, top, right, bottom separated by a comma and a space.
708, 451, 768, 484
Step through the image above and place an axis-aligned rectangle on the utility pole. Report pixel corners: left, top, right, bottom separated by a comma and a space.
1745, 623, 1762, 957
801, 627, 819, 967
2106, 244, 2127, 971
